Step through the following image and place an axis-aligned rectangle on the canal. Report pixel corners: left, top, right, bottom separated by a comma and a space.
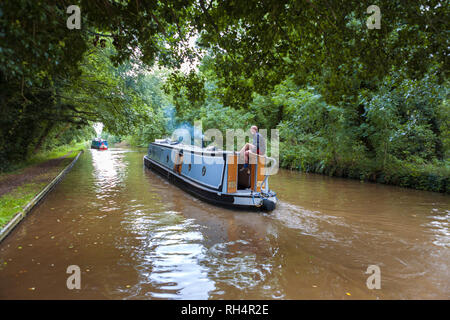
0, 148, 448, 299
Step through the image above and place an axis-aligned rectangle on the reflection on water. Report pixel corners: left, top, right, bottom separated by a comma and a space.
424, 210, 450, 248
0, 148, 448, 299
125, 210, 215, 299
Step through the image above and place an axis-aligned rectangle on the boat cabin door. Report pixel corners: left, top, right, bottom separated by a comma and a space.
234, 153, 265, 192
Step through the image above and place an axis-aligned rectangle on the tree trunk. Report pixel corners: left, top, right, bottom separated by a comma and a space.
53, 123, 71, 140
33, 122, 54, 154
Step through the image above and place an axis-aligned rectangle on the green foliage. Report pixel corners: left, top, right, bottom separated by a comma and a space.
0, 0, 196, 171
361, 72, 448, 164
100, 132, 122, 145
0, 0, 448, 194
193, 1, 448, 107
270, 74, 449, 192
124, 109, 168, 147
162, 59, 255, 139
438, 99, 450, 160
0, 1, 87, 86
0, 43, 145, 171
163, 70, 206, 117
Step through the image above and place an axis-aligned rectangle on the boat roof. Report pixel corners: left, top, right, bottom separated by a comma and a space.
152, 139, 234, 155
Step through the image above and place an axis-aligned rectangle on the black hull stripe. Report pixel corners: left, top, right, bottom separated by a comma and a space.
144, 156, 261, 209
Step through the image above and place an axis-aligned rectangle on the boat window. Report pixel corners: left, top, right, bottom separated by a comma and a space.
202, 166, 206, 176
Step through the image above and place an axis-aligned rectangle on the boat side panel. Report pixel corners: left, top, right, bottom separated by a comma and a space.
149, 144, 225, 190
181, 153, 224, 189
144, 156, 234, 206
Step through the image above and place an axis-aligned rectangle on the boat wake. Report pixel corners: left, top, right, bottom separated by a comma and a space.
269, 201, 350, 244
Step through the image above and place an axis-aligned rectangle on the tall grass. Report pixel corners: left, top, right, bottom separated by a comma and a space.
1, 141, 88, 176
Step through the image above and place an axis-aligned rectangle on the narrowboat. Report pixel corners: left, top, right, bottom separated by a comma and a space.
143, 139, 277, 211
91, 138, 108, 150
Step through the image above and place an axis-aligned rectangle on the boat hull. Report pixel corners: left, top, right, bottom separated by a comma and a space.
144, 155, 277, 211
91, 139, 108, 150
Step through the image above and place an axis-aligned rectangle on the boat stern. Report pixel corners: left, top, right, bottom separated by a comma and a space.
232, 190, 277, 211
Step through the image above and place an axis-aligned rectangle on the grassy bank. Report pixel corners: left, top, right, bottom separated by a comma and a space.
0, 142, 87, 228
2, 141, 88, 175
0, 182, 47, 226
279, 148, 450, 194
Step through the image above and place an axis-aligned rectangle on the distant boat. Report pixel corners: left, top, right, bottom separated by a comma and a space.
91, 138, 108, 150
143, 138, 277, 211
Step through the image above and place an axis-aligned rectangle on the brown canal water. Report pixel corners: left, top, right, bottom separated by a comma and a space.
0, 148, 449, 299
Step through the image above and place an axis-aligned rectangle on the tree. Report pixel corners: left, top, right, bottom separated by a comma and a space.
192, 1, 448, 107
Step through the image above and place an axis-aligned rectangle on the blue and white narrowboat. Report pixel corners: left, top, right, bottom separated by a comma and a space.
91, 138, 108, 150
143, 139, 277, 211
